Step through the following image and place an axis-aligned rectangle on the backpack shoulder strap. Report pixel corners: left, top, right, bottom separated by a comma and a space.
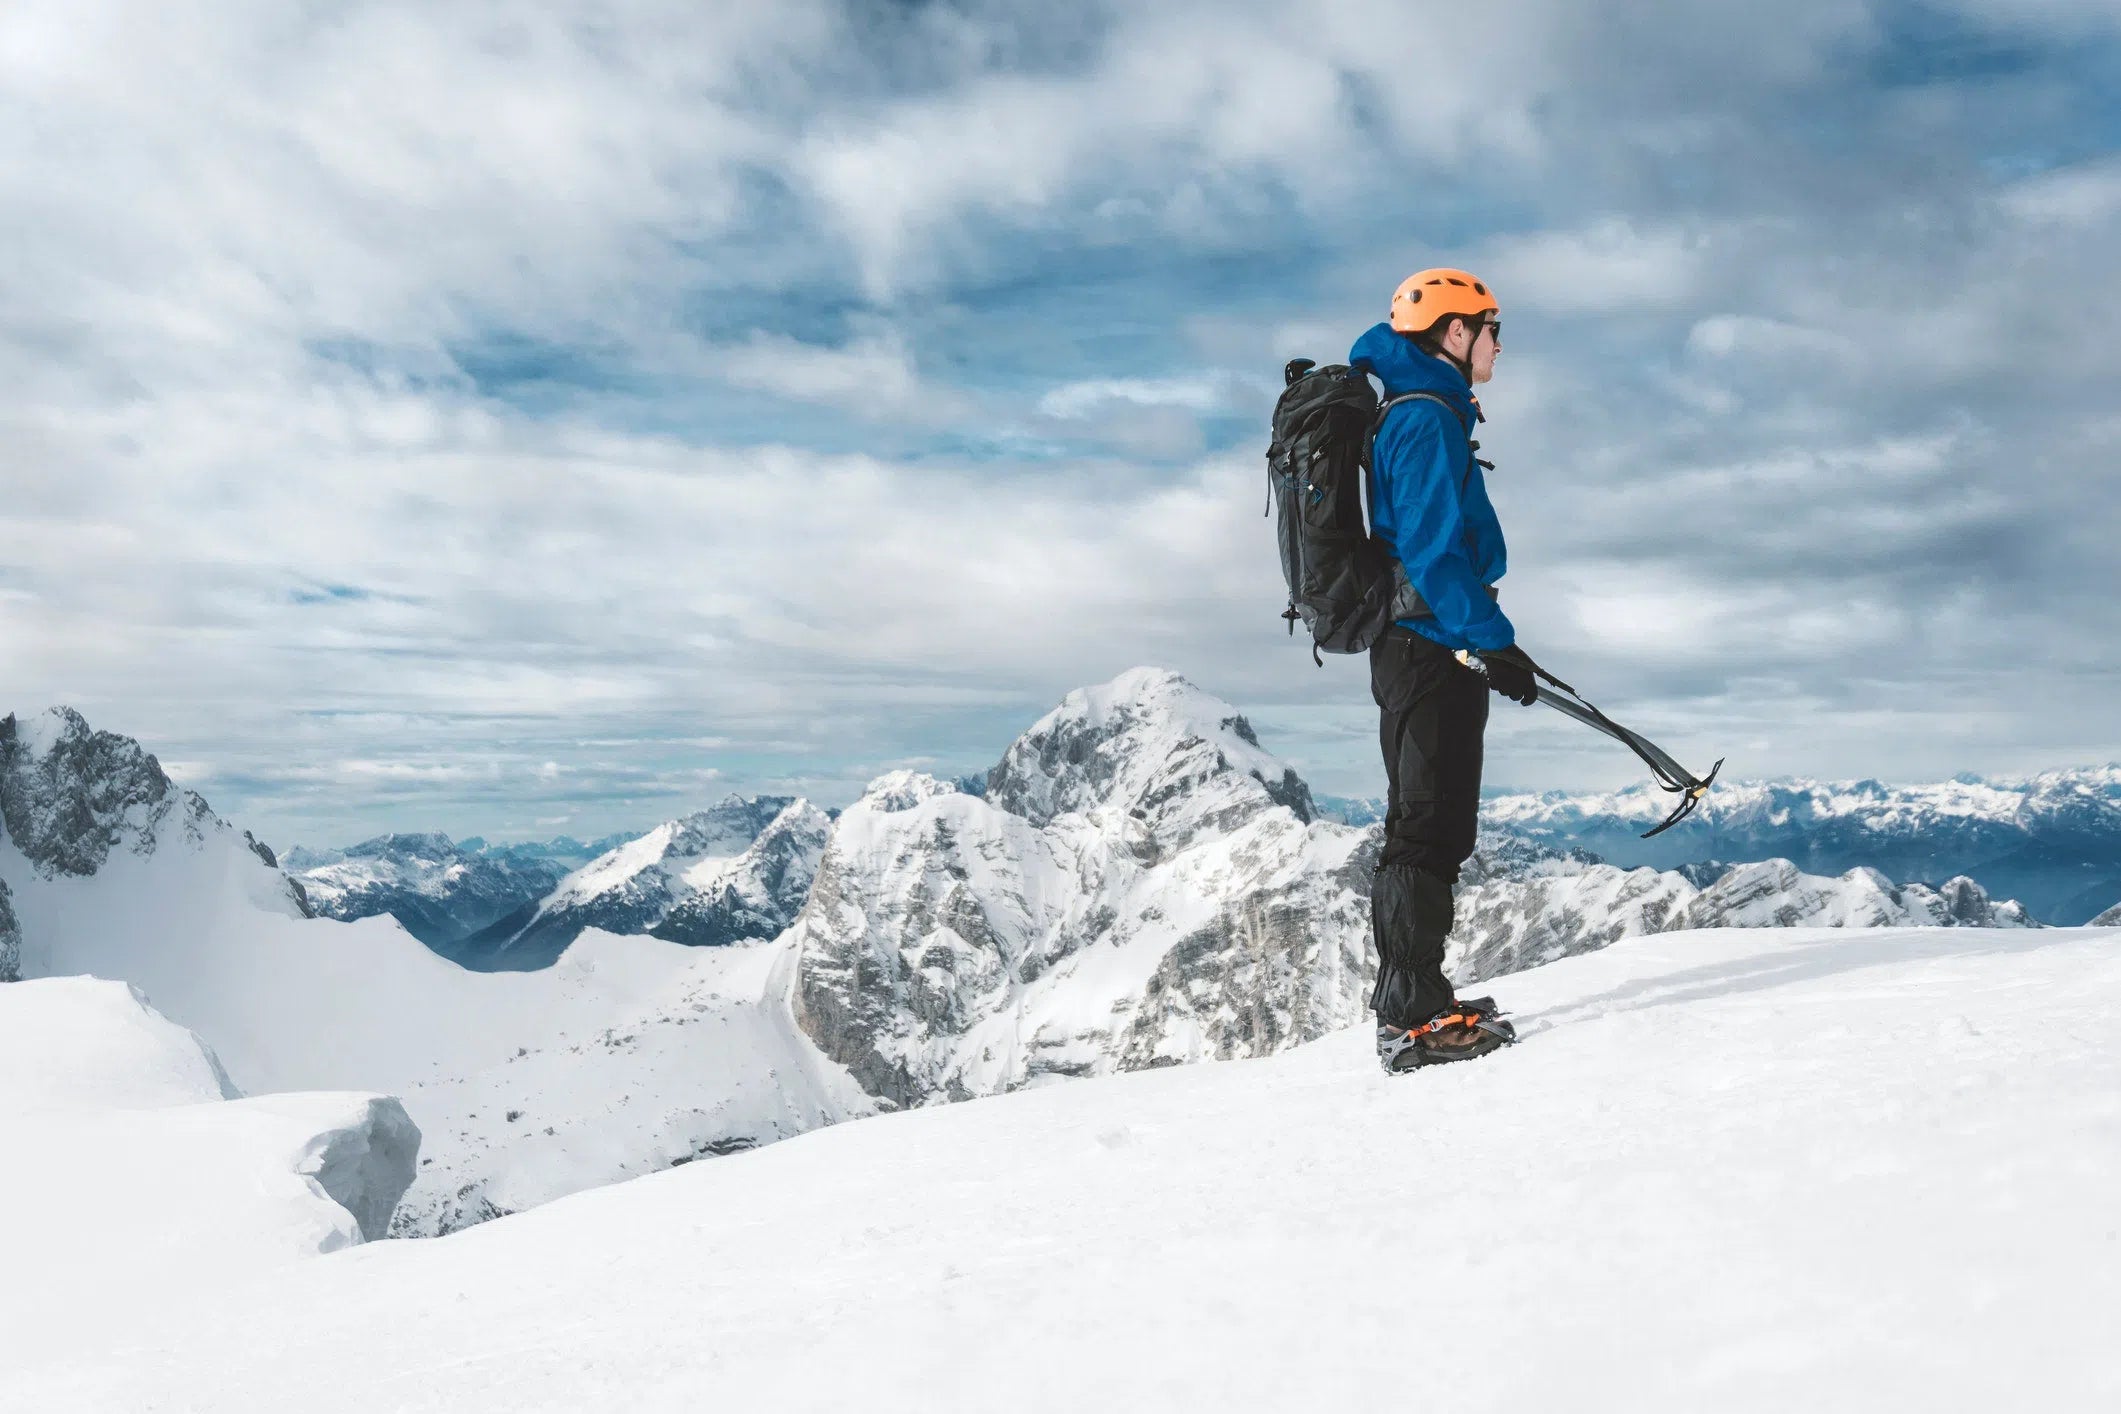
1371, 390, 1494, 495
1372, 389, 1469, 436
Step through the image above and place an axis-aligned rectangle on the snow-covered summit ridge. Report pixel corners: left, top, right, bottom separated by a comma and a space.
449, 795, 830, 968
539, 796, 797, 913
986, 666, 1314, 838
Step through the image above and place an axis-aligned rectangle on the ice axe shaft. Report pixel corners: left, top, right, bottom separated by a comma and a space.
1455, 649, 1722, 839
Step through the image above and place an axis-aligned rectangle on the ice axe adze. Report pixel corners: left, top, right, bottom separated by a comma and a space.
1455, 650, 1723, 839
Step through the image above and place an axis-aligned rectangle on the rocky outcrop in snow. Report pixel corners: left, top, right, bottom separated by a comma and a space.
0, 977, 419, 1275
1, 708, 309, 916
2087, 901, 2121, 927
0, 877, 18, 983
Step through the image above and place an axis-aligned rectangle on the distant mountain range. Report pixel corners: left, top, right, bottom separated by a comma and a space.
284, 802, 834, 970
1319, 767, 2121, 925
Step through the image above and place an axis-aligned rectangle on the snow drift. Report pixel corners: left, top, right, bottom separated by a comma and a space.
0, 977, 419, 1355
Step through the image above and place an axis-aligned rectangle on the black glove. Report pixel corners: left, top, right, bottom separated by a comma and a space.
1482, 644, 1541, 707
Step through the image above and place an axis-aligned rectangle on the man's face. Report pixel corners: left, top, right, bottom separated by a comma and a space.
1468, 318, 1500, 385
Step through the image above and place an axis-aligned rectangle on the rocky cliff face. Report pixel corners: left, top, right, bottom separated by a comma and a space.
789, 670, 1376, 1108
0, 708, 310, 917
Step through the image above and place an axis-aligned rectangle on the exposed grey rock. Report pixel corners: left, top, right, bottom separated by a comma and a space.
2090, 901, 2121, 927
0, 877, 18, 983
0, 708, 211, 878
0, 708, 312, 916
299, 1096, 422, 1242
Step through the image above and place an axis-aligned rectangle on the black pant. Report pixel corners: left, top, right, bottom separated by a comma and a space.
1368, 626, 1489, 1027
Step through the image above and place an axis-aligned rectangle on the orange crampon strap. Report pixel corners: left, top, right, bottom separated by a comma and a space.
1407, 1010, 1481, 1038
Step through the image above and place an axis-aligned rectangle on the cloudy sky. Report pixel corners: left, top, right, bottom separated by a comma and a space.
4, 0, 2118, 851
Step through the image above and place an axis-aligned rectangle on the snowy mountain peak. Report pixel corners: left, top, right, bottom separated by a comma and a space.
1, 707, 199, 877
859, 770, 961, 813
447, 794, 824, 968
0, 709, 304, 918
985, 667, 1315, 838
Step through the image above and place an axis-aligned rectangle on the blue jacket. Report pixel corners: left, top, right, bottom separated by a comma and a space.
1349, 322, 1515, 652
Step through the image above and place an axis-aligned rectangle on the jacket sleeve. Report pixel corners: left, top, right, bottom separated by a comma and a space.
1374, 406, 1516, 650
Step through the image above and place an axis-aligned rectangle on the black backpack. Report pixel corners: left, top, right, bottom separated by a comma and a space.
1267, 358, 1465, 663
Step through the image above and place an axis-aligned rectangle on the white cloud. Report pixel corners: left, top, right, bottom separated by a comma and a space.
1999, 157, 2121, 229
1685, 314, 1856, 364
1037, 375, 1234, 420
1484, 218, 1718, 314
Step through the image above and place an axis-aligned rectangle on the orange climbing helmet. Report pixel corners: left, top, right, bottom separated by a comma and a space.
1388, 267, 1499, 335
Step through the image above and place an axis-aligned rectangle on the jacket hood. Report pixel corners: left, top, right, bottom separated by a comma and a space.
1349, 322, 1479, 424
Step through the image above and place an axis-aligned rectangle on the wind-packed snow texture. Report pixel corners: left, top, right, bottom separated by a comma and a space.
1476, 766, 2121, 923
6, 924, 2116, 1412
0, 977, 418, 1355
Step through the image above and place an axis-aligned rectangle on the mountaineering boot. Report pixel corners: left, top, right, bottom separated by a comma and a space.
1376, 997, 1517, 1074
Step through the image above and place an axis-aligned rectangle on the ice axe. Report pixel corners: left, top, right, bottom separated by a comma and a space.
1455, 649, 1722, 839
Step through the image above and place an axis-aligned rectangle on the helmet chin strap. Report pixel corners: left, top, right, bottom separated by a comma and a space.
1441, 322, 1474, 380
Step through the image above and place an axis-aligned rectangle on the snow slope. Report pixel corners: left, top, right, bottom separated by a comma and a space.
0, 978, 417, 1354
1, 787, 873, 1236
9, 924, 2116, 1412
